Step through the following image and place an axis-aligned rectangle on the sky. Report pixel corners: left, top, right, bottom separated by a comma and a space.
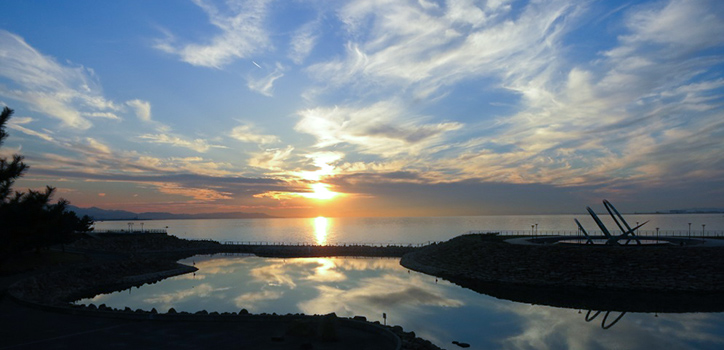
1, 0, 723, 218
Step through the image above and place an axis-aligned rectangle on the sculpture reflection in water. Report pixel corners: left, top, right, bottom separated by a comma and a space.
582, 310, 626, 329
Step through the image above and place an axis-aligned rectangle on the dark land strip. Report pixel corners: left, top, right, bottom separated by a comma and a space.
2, 234, 438, 350
400, 234, 724, 312
9, 232, 724, 349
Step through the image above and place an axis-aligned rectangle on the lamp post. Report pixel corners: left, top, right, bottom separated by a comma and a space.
656, 227, 659, 242
703, 224, 706, 242
531, 225, 535, 237
140, 223, 144, 233
688, 223, 692, 240
535, 223, 538, 236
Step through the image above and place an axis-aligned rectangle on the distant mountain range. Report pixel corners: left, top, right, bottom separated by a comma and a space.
67, 205, 277, 221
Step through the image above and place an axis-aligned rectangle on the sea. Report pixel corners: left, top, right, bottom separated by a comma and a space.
94, 213, 724, 244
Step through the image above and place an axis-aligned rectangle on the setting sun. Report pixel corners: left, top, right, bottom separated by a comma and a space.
303, 183, 338, 200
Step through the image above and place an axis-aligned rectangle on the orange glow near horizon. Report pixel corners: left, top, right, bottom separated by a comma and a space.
252, 182, 341, 203
314, 216, 328, 245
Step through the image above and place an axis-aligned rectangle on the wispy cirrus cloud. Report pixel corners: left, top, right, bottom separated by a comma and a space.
477, 0, 724, 189
138, 133, 228, 153
246, 63, 285, 96
289, 19, 320, 65
7, 117, 55, 142
156, 182, 232, 201
296, 0, 724, 195
308, 0, 577, 98
0, 30, 121, 129
154, 0, 272, 69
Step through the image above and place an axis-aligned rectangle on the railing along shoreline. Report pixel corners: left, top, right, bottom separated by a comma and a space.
466, 230, 723, 238
89, 228, 723, 247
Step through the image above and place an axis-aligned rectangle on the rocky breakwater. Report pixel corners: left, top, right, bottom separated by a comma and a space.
6, 233, 443, 350
9, 258, 197, 306
70, 233, 222, 256
9, 234, 221, 306
245, 244, 419, 258
401, 234, 724, 312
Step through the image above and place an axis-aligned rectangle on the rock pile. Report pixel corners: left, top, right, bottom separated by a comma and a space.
401, 234, 724, 293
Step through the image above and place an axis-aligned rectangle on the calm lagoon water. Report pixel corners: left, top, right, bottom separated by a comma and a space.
78, 255, 724, 350
94, 214, 724, 244
89, 214, 724, 348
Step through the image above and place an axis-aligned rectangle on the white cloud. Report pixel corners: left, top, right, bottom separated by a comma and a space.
229, 123, 279, 144
445, 0, 490, 27
249, 146, 294, 171
296, 151, 344, 181
620, 0, 724, 50
154, 0, 272, 69
84, 137, 112, 154
83, 112, 121, 120
126, 99, 152, 122
295, 100, 462, 157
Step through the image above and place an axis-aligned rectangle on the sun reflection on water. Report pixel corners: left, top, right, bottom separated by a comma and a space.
314, 216, 328, 245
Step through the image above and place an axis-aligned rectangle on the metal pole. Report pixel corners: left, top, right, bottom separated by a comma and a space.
656, 227, 659, 242
703, 224, 706, 242
689, 223, 692, 240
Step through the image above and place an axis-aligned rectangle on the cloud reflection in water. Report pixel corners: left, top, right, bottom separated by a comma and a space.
75, 255, 724, 350
496, 301, 724, 350
298, 273, 463, 316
